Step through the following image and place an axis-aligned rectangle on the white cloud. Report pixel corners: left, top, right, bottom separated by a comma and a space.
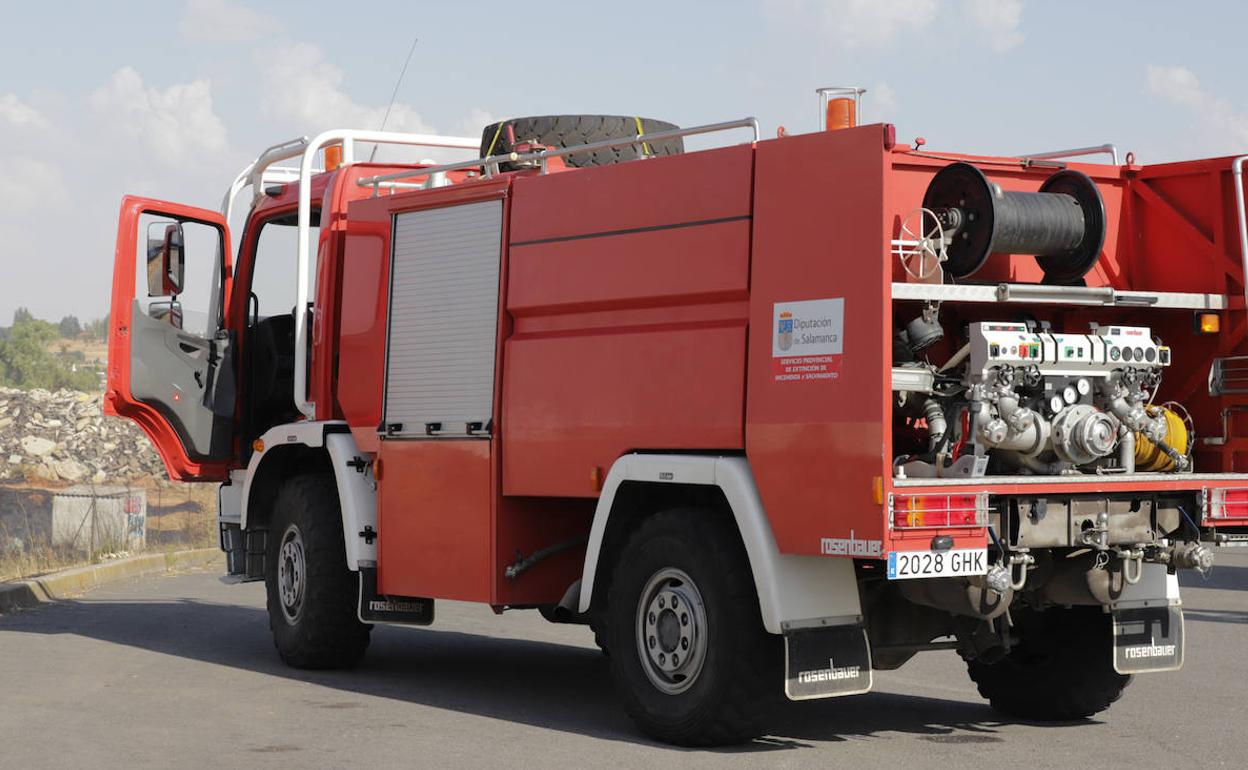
962, 0, 1024, 52
180, 0, 280, 43
1147, 65, 1248, 152
0, 156, 66, 213
766, 0, 939, 48
259, 42, 436, 135
767, 0, 1024, 51
455, 108, 496, 140
871, 82, 897, 115
88, 67, 228, 165
0, 93, 49, 129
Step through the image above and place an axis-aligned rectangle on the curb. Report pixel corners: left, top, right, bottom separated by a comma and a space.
0, 548, 219, 614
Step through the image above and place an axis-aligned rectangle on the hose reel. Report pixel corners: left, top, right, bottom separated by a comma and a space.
921, 162, 1106, 283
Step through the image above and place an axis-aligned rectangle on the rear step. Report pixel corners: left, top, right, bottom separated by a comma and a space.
357, 567, 434, 625
1207, 531, 1248, 547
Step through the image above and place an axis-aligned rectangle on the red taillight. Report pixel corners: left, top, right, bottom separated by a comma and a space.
892, 493, 987, 529
1208, 488, 1248, 520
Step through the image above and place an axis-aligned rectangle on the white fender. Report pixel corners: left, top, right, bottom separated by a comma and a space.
577, 454, 863, 634
240, 420, 377, 570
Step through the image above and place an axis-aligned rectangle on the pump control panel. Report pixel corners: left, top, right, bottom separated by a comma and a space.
968, 322, 1169, 381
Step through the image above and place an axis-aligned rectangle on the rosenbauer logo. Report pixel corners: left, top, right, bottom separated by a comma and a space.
797, 656, 862, 685
772, 298, 844, 383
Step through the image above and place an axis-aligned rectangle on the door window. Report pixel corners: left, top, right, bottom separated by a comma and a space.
133, 213, 225, 338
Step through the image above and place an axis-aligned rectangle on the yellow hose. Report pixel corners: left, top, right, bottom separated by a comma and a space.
1134, 406, 1189, 472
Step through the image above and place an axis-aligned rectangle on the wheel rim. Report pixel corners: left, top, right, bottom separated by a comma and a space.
277, 523, 306, 625
635, 567, 708, 694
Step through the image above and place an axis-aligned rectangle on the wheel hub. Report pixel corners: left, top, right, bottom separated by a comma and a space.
276, 524, 306, 625
636, 567, 708, 694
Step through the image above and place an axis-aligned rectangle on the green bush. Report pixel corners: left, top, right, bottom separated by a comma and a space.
0, 318, 99, 391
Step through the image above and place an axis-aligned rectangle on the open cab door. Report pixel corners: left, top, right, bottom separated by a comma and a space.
106, 196, 236, 481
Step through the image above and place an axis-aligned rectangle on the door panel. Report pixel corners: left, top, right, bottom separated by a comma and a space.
106, 196, 235, 480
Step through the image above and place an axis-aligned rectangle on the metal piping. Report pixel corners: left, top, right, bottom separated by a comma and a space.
1233, 155, 1248, 312
1021, 143, 1120, 165
221, 136, 309, 222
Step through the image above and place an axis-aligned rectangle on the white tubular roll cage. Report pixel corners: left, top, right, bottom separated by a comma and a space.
221, 130, 483, 419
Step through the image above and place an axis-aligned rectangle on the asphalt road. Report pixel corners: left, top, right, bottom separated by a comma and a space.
2, 552, 1246, 769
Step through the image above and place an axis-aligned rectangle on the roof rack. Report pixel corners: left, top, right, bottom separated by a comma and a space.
354, 117, 761, 195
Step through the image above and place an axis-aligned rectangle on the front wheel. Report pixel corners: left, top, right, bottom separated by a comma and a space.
966, 606, 1131, 720
605, 509, 780, 746
264, 473, 371, 669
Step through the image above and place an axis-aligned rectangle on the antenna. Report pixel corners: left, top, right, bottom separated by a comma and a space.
368, 35, 419, 163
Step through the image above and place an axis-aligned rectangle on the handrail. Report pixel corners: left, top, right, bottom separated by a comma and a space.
221, 136, 309, 225
1233, 155, 1248, 312
1020, 143, 1120, 165
292, 129, 479, 419
355, 117, 762, 194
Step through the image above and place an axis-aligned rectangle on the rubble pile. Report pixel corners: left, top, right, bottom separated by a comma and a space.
0, 387, 164, 484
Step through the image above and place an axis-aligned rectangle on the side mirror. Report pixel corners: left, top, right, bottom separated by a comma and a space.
146, 221, 185, 296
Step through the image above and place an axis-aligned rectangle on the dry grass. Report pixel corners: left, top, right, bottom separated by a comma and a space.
0, 480, 217, 582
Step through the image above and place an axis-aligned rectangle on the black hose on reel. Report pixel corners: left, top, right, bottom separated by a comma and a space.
922, 162, 1106, 283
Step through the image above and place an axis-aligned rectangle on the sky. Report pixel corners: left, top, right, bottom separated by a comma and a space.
2, 0, 1246, 323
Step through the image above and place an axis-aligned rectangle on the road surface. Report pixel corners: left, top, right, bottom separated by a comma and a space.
1, 552, 1245, 768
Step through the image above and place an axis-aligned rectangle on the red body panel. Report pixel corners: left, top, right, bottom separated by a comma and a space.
378, 439, 493, 601
745, 127, 891, 556
500, 148, 754, 497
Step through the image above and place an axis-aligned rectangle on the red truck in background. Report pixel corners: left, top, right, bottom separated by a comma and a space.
106, 87, 1248, 746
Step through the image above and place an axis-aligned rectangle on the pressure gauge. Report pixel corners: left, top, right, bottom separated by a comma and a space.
1063, 385, 1078, 405
1076, 378, 1092, 396
1050, 395, 1065, 413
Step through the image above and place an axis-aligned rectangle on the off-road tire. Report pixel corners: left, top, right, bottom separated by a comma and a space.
265, 472, 371, 669
966, 606, 1131, 720
605, 509, 780, 746
479, 115, 683, 168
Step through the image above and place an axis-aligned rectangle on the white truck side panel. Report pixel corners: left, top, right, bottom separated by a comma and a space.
240, 421, 376, 570
577, 454, 862, 634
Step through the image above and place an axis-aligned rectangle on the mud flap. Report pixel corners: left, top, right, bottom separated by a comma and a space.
1113, 605, 1184, 674
1111, 565, 1184, 674
358, 567, 434, 625
783, 622, 873, 700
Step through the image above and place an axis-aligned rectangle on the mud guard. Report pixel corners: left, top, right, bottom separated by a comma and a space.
783, 621, 873, 700
1111, 564, 1184, 674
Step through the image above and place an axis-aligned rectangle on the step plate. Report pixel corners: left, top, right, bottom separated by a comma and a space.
358, 568, 434, 626
784, 624, 873, 700
1113, 605, 1184, 674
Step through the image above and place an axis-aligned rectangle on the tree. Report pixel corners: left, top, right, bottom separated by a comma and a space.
86, 315, 109, 342
58, 315, 82, 338
12, 307, 33, 325
0, 318, 98, 391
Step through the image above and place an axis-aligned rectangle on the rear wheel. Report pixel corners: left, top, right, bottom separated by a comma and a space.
265, 473, 371, 669
605, 509, 780, 746
966, 606, 1131, 720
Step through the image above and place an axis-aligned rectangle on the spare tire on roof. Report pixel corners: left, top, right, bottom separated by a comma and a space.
479, 115, 683, 168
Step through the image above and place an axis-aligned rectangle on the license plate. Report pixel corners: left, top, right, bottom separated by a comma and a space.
887, 548, 987, 580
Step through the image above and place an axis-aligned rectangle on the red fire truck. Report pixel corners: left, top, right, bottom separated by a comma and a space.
107, 88, 1248, 745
